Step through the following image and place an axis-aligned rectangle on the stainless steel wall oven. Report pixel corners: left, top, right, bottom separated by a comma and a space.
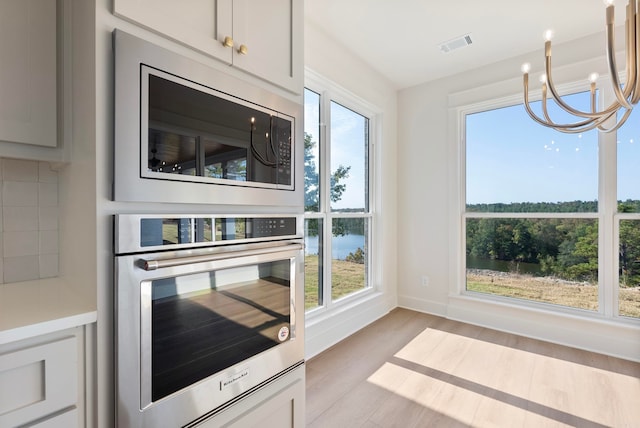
114, 214, 305, 428
113, 30, 303, 206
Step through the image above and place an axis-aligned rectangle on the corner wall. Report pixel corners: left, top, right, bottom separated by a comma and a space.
304, 20, 399, 359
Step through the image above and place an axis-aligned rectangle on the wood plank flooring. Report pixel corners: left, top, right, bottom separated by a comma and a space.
305, 308, 640, 427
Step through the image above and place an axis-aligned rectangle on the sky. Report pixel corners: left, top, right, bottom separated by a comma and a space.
304, 90, 368, 211
466, 90, 640, 206
305, 87, 640, 210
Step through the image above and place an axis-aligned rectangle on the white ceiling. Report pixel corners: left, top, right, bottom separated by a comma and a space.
305, 0, 626, 89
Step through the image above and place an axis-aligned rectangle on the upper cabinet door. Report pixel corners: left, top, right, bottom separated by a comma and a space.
0, 0, 57, 147
231, 0, 302, 94
113, 0, 302, 94
113, 0, 234, 63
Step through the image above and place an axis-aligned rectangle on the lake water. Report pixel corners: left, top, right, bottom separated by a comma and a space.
466, 255, 543, 276
305, 234, 365, 260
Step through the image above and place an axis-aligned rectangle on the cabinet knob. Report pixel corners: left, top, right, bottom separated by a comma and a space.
238, 44, 248, 55
223, 36, 234, 48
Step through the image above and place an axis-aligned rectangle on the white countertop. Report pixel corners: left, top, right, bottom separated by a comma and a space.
0, 278, 97, 345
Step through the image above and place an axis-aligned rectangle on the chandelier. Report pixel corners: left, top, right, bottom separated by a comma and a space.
521, 0, 636, 133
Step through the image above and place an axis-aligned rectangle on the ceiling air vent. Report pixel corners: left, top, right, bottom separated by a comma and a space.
439, 34, 473, 53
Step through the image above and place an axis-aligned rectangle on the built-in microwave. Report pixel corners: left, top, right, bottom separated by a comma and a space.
113, 30, 303, 206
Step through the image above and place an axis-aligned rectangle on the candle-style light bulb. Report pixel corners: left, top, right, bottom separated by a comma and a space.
539, 74, 548, 84
603, 0, 615, 6
589, 72, 600, 83
544, 29, 554, 42
521, 63, 531, 74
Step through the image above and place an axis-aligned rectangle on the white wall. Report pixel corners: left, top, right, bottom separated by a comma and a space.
397, 32, 640, 362
304, 20, 399, 358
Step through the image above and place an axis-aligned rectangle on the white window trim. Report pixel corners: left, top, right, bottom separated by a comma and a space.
304, 68, 381, 319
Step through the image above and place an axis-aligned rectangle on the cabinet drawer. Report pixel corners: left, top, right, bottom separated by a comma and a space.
26, 407, 78, 428
0, 336, 78, 427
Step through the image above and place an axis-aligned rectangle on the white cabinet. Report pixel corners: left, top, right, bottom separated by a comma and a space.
230, 0, 302, 93
0, 0, 57, 148
113, 0, 302, 93
196, 365, 305, 428
0, 327, 85, 428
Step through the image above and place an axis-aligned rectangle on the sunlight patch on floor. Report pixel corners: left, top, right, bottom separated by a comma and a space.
364, 327, 640, 427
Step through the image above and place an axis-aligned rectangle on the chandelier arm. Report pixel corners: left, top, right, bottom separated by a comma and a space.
632, 1, 640, 103
545, 57, 610, 119
546, 112, 616, 133
546, 61, 629, 119
597, 108, 632, 133
606, 2, 634, 110
521, 75, 577, 129
540, 90, 595, 130
622, 2, 638, 102
523, 75, 618, 134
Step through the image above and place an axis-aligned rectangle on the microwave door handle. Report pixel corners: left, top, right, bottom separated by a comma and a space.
141, 242, 303, 271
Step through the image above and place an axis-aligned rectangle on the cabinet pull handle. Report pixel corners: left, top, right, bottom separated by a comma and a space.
223, 36, 234, 48
238, 44, 248, 55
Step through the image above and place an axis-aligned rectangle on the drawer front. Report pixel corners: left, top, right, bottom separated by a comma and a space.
27, 407, 78, 428
0, 336, 78, 427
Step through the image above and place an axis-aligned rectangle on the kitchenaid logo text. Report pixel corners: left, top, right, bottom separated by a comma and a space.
220, 369, 250, 391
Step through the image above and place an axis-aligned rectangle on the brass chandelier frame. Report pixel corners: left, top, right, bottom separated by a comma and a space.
522, 0, 638, 133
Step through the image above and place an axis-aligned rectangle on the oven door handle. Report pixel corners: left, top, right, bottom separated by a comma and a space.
141, 242, 303, 271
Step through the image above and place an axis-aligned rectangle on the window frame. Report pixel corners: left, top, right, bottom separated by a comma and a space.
455, 77, 639, 323
304, 70, 377, 317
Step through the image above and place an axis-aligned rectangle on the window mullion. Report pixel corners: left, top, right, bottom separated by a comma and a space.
320, 90, 333, 308
599, 86, 618, 318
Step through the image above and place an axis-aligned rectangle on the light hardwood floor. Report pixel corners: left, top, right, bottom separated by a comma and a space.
305, 308, 640, 427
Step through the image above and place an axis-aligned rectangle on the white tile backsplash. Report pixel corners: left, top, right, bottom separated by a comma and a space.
3, 181, 38, 206
4, 231, 39, 257
39, 230, 58, 255
38, 182, 58, 206
2, 159, 38, 182
4, 255, 40, 283
3, 206, 38, 231
0, 158, 59, 284
39, 206, 58, 231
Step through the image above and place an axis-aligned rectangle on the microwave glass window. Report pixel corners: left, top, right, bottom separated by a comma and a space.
146, 73, 292, 187
149, 260, 292, 401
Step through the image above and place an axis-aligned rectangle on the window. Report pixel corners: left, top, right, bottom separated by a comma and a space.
616, 107, 640, 319
464, 89, 639, 320
304, 83, 374, 313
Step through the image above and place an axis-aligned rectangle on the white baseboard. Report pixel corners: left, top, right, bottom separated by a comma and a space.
397, 294, 448, 317
402, 293, 640, 363
305, 292, 393, 360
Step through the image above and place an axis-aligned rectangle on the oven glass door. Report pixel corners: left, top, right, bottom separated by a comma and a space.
140, 256, 295, 404
142, 66, 294, 189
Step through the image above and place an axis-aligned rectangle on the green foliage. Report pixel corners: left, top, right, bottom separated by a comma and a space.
620, 220, 640, 287
467, 201, 598, 213
466, 216, 599, 283
466, 201, 640, 287
345, 247, 365, 264
304, 132, 351, 213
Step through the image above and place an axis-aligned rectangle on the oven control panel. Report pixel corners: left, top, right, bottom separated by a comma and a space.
115, 214, 301, 254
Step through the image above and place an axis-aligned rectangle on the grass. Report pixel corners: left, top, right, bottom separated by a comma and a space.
467, 271, 640, 319
302, 254, 640, 319
305, 255, 365, 309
